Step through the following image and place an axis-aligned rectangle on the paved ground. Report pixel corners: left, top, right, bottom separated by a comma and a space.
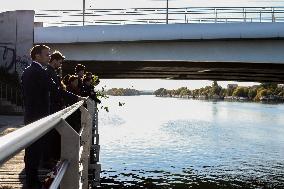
0, 116, 50, 189
0, 115, 23, 127
0, 116, 24, 189
0, 115, 23, 137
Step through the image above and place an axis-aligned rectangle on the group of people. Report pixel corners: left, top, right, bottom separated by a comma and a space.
21, 45, 100, 189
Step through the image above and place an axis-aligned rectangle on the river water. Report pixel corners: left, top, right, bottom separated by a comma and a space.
98, 95, 284, 188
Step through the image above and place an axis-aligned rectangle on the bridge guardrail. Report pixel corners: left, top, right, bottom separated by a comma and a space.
34, 6, 284, 26
0, 98, 100, 189
0, 81, 23, 108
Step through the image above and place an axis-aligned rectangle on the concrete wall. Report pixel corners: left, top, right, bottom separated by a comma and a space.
47, 39, 284, 64
35, 23, 284, 44
0, 10, 34, 76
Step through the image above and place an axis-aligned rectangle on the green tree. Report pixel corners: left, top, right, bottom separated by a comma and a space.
248, 88, 257, 99
154, 88, 166, 96
210, 81, 222, 96
232, 87, 249, 97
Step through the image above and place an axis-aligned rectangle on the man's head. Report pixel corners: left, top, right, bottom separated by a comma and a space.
30, 45, 50, 65
49, 51, 65, 69
75, 64, 85, 78
69, 75, 79, 87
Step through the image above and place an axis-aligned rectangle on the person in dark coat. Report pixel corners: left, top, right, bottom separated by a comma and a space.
22, 45, 84, 189
82, 76, 101, 104
44, 51, 66, 165
65, 75, 82, 133
46, 51, 65, 113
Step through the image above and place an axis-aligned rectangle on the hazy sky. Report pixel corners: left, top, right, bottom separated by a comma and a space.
2, 0, 281, 90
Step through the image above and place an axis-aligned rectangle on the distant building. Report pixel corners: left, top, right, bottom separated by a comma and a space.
227, 84, 238, 89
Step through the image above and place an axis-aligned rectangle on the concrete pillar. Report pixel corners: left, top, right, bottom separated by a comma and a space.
0, 10, 34, 77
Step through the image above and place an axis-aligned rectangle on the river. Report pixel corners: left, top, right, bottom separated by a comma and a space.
98, 95, 284, 188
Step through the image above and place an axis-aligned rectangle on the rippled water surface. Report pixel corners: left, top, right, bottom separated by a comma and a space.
98, 96, 284, 188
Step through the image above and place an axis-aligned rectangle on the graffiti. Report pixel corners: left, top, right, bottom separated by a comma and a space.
16, 55, 31, 71
0, 44, 31, 75
0, 45, 16, 73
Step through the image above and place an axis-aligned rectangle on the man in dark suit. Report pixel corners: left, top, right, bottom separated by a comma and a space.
22, 45, 84, 189
46, 51, 66, 113
44, 51, 65, 165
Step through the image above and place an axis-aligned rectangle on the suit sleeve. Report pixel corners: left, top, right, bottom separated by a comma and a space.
47, 75, 78, 105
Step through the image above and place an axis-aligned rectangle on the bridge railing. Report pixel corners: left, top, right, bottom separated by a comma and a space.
0, 99, 100, 189
34, 6, 284, 26
0, 81, 23, 109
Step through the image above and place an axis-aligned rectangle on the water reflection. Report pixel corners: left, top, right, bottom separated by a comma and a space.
98, 96, 284, 188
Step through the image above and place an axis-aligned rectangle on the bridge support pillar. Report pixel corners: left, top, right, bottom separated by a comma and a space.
56, 119, 80, 189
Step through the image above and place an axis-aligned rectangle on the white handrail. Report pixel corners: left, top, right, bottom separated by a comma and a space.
0, 98, 100, 188
49, 160, 70, 189
0, 100, 84, 164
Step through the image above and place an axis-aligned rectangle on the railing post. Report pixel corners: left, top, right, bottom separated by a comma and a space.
10, 87, 13, 103
15, 91, 17, 106
5, 84, 7, 100
88, 100, 101, 187
272, 7, 275, 22
79, 105, 93, 189
83, 0, 85, 26
0, 82, 2, 99
243, 8, 246, 22
166, 0, 169, 24
215, 8, 218, 23
56, 119, 80, 189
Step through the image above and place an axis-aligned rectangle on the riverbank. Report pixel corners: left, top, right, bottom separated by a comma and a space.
0, 115, 24, 136
154, 95, 284, 103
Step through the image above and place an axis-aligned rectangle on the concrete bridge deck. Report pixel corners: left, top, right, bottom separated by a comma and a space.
34, 23, 284, 82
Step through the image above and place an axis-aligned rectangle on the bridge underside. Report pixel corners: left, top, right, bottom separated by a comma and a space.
63, 61, 284, 82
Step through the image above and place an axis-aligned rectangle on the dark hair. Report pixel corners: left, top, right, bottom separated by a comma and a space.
75, 64, 85, 73
30, 45, 50, 60
85, 72, 93, 78
50, 51, 65, 62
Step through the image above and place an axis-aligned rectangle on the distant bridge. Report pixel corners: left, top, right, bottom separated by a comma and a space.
35, 22, 284, 82
1, 8, 284, 82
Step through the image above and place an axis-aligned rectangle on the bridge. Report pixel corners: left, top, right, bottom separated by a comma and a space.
31, 7, 284, 82
0, 7, 284, 188
33, 22, 284, 82
1, 7, 284, 82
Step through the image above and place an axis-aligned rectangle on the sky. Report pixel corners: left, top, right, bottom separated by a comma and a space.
1, 0, 284, 11
1, 0, 282, 90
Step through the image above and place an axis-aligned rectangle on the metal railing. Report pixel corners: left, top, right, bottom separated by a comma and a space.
0, 81, 23, 112
0, 99, 100, 189
35, 6, 284, 26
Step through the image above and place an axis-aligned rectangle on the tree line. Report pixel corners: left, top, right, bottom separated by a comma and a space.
106, 88, 140, 96
154, 81, 284, 102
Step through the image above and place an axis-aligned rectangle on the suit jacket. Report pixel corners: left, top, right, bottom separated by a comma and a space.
22, 62, 77, 124
46, 65, 64, 113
